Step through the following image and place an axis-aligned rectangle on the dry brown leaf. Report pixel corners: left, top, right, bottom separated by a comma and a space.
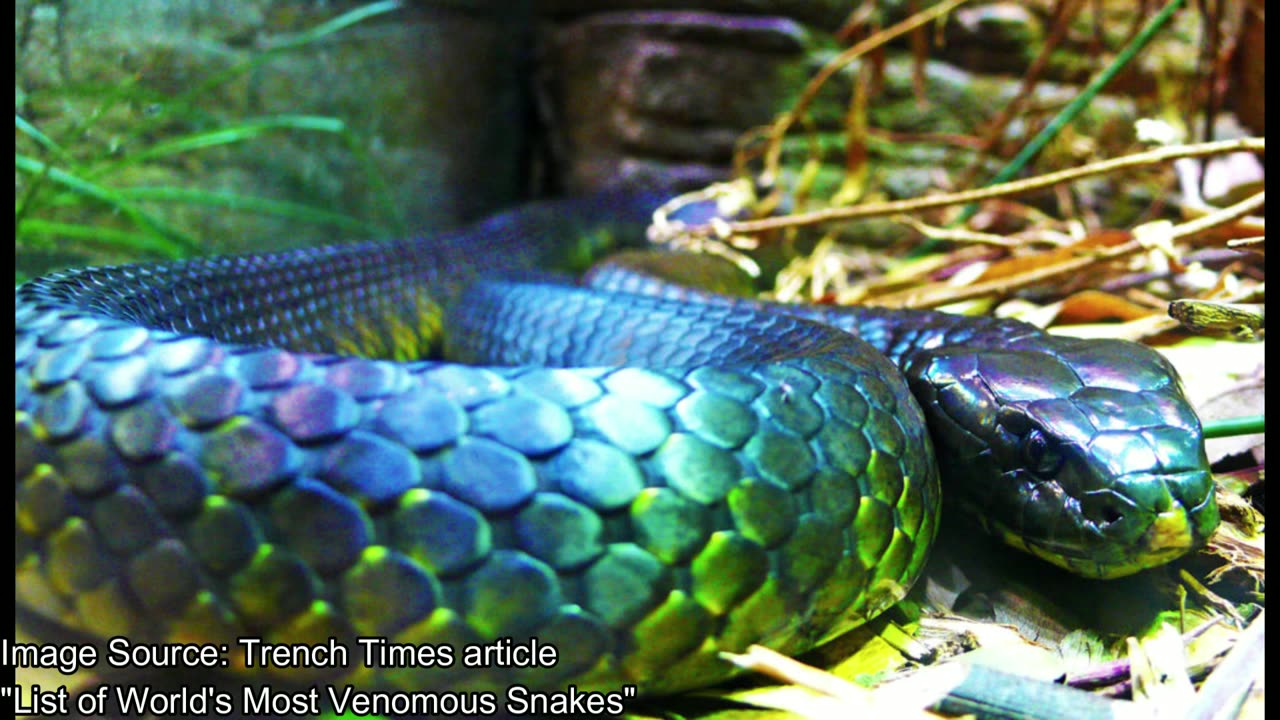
976, 229, 1133, 282
1057, 289, 1163, 324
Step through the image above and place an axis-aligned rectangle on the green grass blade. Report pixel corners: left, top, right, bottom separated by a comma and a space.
1203, 414, 1265, 439
265, 0, 405, 51
15, 153, 201, 251
117, 186, 386, 235
16, 153, 118, 204
15, 114, 69, 161
16, 218, 191, 257
170, 2, 404, 120
80, 115, 350, 183
69, 111, 400, 232
128, 115, 348, 162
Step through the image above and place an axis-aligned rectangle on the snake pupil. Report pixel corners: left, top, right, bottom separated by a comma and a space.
1024, 429, 1064, 478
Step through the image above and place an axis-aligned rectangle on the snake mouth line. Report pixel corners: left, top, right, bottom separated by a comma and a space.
993, 500, 1205, 579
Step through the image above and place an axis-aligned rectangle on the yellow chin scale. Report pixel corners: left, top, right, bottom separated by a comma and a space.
1145, 509, 1198, 553
996, 507, 1198, 580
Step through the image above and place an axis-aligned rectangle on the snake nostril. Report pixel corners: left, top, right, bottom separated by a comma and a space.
1080, 494, 1126, 528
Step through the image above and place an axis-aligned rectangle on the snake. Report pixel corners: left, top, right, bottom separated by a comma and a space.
15, 191, 1219, 696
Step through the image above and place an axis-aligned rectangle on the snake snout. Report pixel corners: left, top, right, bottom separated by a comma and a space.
1067, 466, 1220, 577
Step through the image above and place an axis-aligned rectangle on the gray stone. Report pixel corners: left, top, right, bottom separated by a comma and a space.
544, 10, 821, 192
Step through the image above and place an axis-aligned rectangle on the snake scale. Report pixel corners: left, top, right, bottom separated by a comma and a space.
15, 192, 1219, 695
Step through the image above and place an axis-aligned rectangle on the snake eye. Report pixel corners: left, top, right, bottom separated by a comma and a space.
1024, 428, 1064, 477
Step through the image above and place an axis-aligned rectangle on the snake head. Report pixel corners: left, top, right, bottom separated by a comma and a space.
904, 335, 1219, 578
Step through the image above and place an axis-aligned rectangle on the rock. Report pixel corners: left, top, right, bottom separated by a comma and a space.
539, 0, 852, 31
941, 2, 1043, 76
544, 10, 820, 192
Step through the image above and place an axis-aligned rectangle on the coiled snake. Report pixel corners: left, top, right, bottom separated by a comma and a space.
15, 192, 1219, 694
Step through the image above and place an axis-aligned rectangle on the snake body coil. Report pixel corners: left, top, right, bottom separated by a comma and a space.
15, 194, 1218, 694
